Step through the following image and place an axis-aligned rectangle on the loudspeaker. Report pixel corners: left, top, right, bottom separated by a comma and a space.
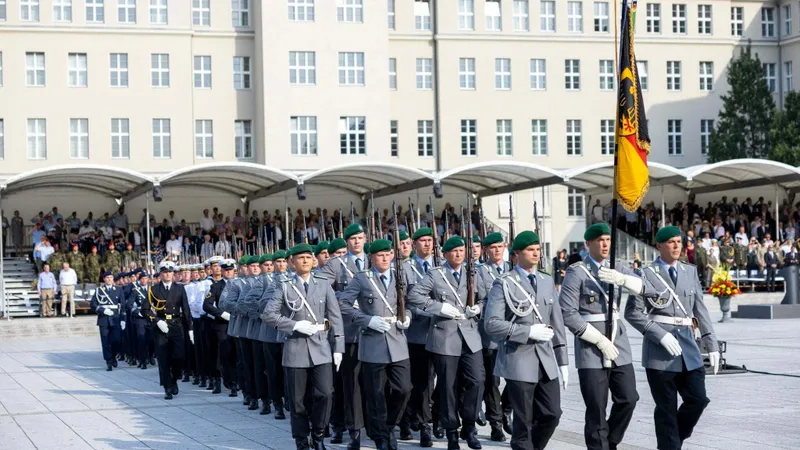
296, 184, 307, 201
433, 182, 444, 199
153, 186, 163, 202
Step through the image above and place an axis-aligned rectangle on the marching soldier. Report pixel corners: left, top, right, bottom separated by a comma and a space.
397, 231, 413, 262
315, 241, 330, 270
179, 266, 196, 382
90, 270, 125, 371
339, 239, 413, 450
188, 265, 207, 384
127, 270, 153, 369
559, 223, 659, 450
240, 254, 272, 413
103, 243, 123, 274
198, 258, 221, 388
262, 243, 345, 450
407, 235, 484, 450
67, 244, 86, 287
222, 255, 251, 396
86, 246, 101, 284
624, 226, 720, 450
206, 257, 238, 395
484, 231, 569, 450
236, 255, 262, 408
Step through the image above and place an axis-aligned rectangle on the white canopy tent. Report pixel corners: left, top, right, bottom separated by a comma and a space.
437, 161, 567, 197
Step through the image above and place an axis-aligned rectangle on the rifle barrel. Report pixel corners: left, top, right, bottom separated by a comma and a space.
392, 201, 406, 323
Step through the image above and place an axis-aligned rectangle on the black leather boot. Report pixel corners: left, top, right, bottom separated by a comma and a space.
346, 429, 360, 450
388, 430, 398, 450
311, 431, 327, 450
212, 378, 221, 394
399, 416, 413, 440
164, 388, 173, 400
192, 376, 200, 385
433, 420, 444, 439
199, 377, 207, 388
374, 439, 389, 450
295, 438, 310, 450
502, 412, 512, 435
420, 424, 433, 448
489, 422, 506, 442
476, 409, 487, 427
446, 430, 460, 450
330, 427, 344, 444
106, 361, 113, 372
260, 399, 271, 415
182, 372, 191, 382
274, 400, 286, 420
459, 426, 482, 450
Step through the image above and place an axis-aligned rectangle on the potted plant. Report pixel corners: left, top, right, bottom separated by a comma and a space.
707, 265, 741, 323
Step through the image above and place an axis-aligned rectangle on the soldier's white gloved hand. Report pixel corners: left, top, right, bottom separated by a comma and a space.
659, 333, 682, 357
465, 305, 481, 318
439, 303, 460, 319
708, 351, 720, 375
579, 325, 619, 361
397, 311, 412, 330
368, 316, 391, 333
120, 321, 126, 331
598, 267, 643, 294
293, 320, 316, 336
558, 366, 569, 390
334, 352, 343, 371
103, 308, 114, 316
220, 311, 231, 321
528, 324, 554, 341
189, 330, 194, 345
156, 320, 169, 334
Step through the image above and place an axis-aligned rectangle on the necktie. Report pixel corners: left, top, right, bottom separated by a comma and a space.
496, 266, 502, 275
380, 275, 388, 290
423, 261, 430, 273
453, 271, 461, 286
356, 258, 363, 271
528, 274, 537, 292
668, 266, 678, 285
304, 281, 309, 295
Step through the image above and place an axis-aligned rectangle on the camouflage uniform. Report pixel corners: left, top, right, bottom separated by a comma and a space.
694, 246, 708, 285
48, 252, 65, 281
103, 249, 123, 274
86, 253, 101, 284
121, 250, 139, 268
67, 250, 86, 284
734, 244, 747, 269
719, 244, 736, 269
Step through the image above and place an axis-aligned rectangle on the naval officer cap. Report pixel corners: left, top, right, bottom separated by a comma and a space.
259, 254, 272, 264
512, 231, 540, 251
369, 239, 393, 254
482, 232, 504, 247
399, 231, 410, 241
158, 261, 176, 273
208, 256, 224, 266
247, 255, 261, 266
102, 270, 113, 278
328, 238, 346, 254
290, 243, 315, 257
584, 223, 611, 241
413, 227, 433, 240
220, 259, 236, 270
655, 226, 682, 244
442, 236, 466, 253
315, 241, 330, 255
344, 223, 366, 240
114, 273, 123, 282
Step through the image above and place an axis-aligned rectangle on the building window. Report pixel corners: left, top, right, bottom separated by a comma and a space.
698, 4, 712, 35
387, 0, 395, 29
337, 0, 363, 23
233, 0, 250, 26
531, 119, 547, 155
69, 118, 89, 159
566, 119, 582, 155
730, 7, 743, 36
193, 0, 210, 26
291, 116, 318, 156
68, 53, 88, 88
288, 0, 314, 21
699, 61, 713, 91
461, 119, 477, 156
415, 0, 431, 30
86, 0, 103, 22
20, 0, 39, 21
667, 119, 682, 155
459, 57, 476, 90
234, 56, 251, 89
638, 60, 648, 90
567, 1, 582, 32
194, 120, 214, 159
149, 0, 167, 24
235, 120, 253, 159
496, 119, 513, 156
417, 120, 434, 157
0, 119, 4, 160
340, 116, 366, 155
529, 58, 546, 90
53, 0, 72, 22
666, 61, 681, 91
785, 61, 793, 92
671, 4, 686, 34
289, 51, 316, 85
26, 52, 45, 87
594, 1, 609, 32
389, 58, 397, 89
27, 118, 46, 160
763, 63, 777, 92
458, 0, 474, 30
762, 7, 775, 37
599, 59, 614, 90
416, 57, 432, 90
513, 0, 529, 31
0, 53, 3, 86
110, 53, 128, 87
565, 59, 580, 90
567, 188, 584, 217
540, 0, 555, 31
646, 3, 660, 33
495, 58, 511, 90
152, 118, 171, 158
151, 53, 169, 87
339, 52, 365, 86
390, 120, 398, 157
785, 4, 792, 36
486, 0, 501, 31
0, 0, 6, 21
111, 118, 129, 158
118, 0, 136, 23
700, 119, 713, 155
600, 119, 614, 155
194, 56, 212, 88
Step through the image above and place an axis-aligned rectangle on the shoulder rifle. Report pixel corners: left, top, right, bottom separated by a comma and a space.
392, 201, 406, 323
429, 196, 441, 267
463, 198, 475, 307
534, 200, 543, 270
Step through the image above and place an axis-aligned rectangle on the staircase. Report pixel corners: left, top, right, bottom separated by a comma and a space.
0, 316, 99, 339
1, 257, 41, 318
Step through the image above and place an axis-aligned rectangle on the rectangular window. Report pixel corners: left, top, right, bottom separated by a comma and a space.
149, 0, 167, 24
762, 7, 775, 37
667, 60, 681, 91
0, 53, 3, 86
565, 59, 580, 90
151, 53, 169, 87
194, 56, 212, 88
389, 58, 397, 89
68, 53, 88, 87
339, 52, 365, 86
700, 119, 713, 155
646, 3, 661, 33
531, 119, 547, 155
416, 57, 432, 90
337, 0, 363, 23
417, 120, 434, 157
233, 0, 250, 26
192, 0, 210, 26
0, 119, 4, 159
26, 52, 45, 87
235, 120, 253, 159
461, 119, 477, 156
291, 116, 318, 156
289, 51, 316, 85
599, 59, 614, 90
496, 119, 513, 156
111, 118, 129, 158
458, 0, 474, 30
27, 118, 46, 159
415, 0, 431, 30
340, 116, 366, 155
567, 1, 582, 32
567, 188, 584, 217
110, 53, 128, 87
764, 63, 777, 92
495, 58, 511, 90
785, 61, 793, 92
0, 0, 6, 21
86, 0, 104, 22
234, 56, 251, 89
388, 0, 395, 29
600, 119, 614, 155
671, 4, 686, 34
69, 118, 89, 159
540, 0, 555, 31
593, 1, 609, 32
566, 119, 582, 155
459, 57, 476, 90
486, 0, 501, 31
785, 4, 792, 36
638, 60, 648, 90
513, 0, 529, 31
667, 119, 682, 155
194, 120, 213, 159
529, 58, 546, 90
699, 61, 713, 91
698, 4, 712, 34
118, 0, 136, 23
390, 120, 398, 157
53, 0, 72, 22
152, 118, 171, 158
20, 0, 39, 21
731, 7, 743, 36
288, 0, 314, 21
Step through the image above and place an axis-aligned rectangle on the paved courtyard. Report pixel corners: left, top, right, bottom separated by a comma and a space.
0, 314, 799, 450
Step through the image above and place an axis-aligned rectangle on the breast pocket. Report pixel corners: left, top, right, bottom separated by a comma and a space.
581, 285, 599, 305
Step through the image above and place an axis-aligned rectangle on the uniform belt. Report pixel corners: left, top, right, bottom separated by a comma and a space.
163, 314, 182, 321
581, 312, 619, 322
649, 315, 693, 326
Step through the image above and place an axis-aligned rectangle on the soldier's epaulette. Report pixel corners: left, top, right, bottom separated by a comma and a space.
362, 270, 373, 278
569, 261, 583, 269
498, 271, 514, 279
434, 266, 445, 273
538, 270, 551, 277
312, 273, 330, 281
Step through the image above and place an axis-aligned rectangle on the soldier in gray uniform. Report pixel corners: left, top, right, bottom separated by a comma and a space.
214, 256, 246, 396
339, 239, 413, 450
559, 222, 659, 450
408, 236, 485, 450
240, 254, 274, 414
236, 255, 262, 408
624, 226, 720, 450
263, 243, 345, 450
485, 231, 569, 450
324, 239, 349, 442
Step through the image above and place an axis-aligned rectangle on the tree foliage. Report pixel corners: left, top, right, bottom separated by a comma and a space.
770, 91, 800, 166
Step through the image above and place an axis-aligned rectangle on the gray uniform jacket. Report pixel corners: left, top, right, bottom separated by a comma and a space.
407, 265, 482, 357
241, 274, 270, 340
625, 261, 719, 372
400, 257, 435, 345
262, 273, 345, 368
559, 256, 658, 369
235, 277, 258, 339
255, 271, 290, 343
219, 277, 244, 338
339, 269, 410, 364
477, 261, 512, 350
485, 268, 568, 383
319, 254, 368, 344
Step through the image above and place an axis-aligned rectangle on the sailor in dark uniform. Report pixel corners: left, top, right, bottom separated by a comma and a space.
90, 270, 125, 371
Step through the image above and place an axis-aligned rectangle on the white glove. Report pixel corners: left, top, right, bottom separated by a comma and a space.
528, 324, 554, 341
189, 330, 195, 345
221, 311, 231, 321
333, 352, 343, 371
368, 316, 391, 333
465, 304, 481, 318
156, 320, 169, 334
120, 321, 126, 331
293, 320, 316, 336
439, 302, 460, 319
579, 325, 619, 361
397, 311, 412, 330
103, 308, 114, 316
558, 366, 569, 390
708, 351, 720, 375
598, 267, 644, 293
659, 333, 683, 357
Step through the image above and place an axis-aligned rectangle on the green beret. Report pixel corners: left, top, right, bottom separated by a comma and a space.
369, 239, 393, 254
483, 232, 504, 247
239, 255, 250, 265
399, 231, 410, 241
344, 223, 365, 240
413, 227, 433, 240
655, 226, 682, 244
584, 223, 611, 241
247, 255, 261, 265
315, 241, 330, 255
328, 238, 346, 254
512, 230, 540, 251
442, 236, 465, 253
289, 243, 314, 257
364, 242, 371, 254
271, 251, 287, 261
472, 234, 481, 244
259, 254, 272, 264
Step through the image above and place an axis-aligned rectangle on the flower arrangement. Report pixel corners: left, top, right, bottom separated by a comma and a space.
707, 265, 741, 298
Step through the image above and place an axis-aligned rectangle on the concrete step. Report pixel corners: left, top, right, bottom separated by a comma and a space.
0, 316, 99, 339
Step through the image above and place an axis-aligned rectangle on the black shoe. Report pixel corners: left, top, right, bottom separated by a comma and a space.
229, 387, 238, 397
409, 416, 421, 432
399, 421, 413, 440
199, 378, 207, 388
295, 438, 311, 450
459, 427, 481, 450
172, 384, 179, 395
117, 353, 125, 361
330, 428, 344, 444
433, 421, 444, 439
388, 430, 398, 450
446, 430, 460, 450
312, 433, 327, 450
489, 423, 506, 442
502, 412, 512, 435
111, 358, 118, 368
192, 377, 200, 385
274, 402, 286, 420
164, 389, 173, 400
346, 429, 360, 450
248, 398, 259, 410
375, 439, 389, 450
243, 394, 251, 406
149, 357, 156, 366
420, 424, 433, 448
476, 410, 487, 427
212, 378, 221, 394
127, 357, 136, 366
324, 425, 331, 438
106, 361, 113, 372
182, 373, 191, 382
140, 363, 147, 370
260, 399, 271, 415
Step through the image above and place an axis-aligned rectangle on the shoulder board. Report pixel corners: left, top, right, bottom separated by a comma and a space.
362, 270, 372, 277
538, 270, 551, 277
434, 266, 445, 273
498, 272, 514, 279
569, 261, 583, 269
313, 273, 329, 280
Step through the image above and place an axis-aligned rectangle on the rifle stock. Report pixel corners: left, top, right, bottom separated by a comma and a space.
463, 198, 475, 308
429, 196, 441, 267
533, 200, 543, 270
392, 201, 406, 323
508, 194, 516, 243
